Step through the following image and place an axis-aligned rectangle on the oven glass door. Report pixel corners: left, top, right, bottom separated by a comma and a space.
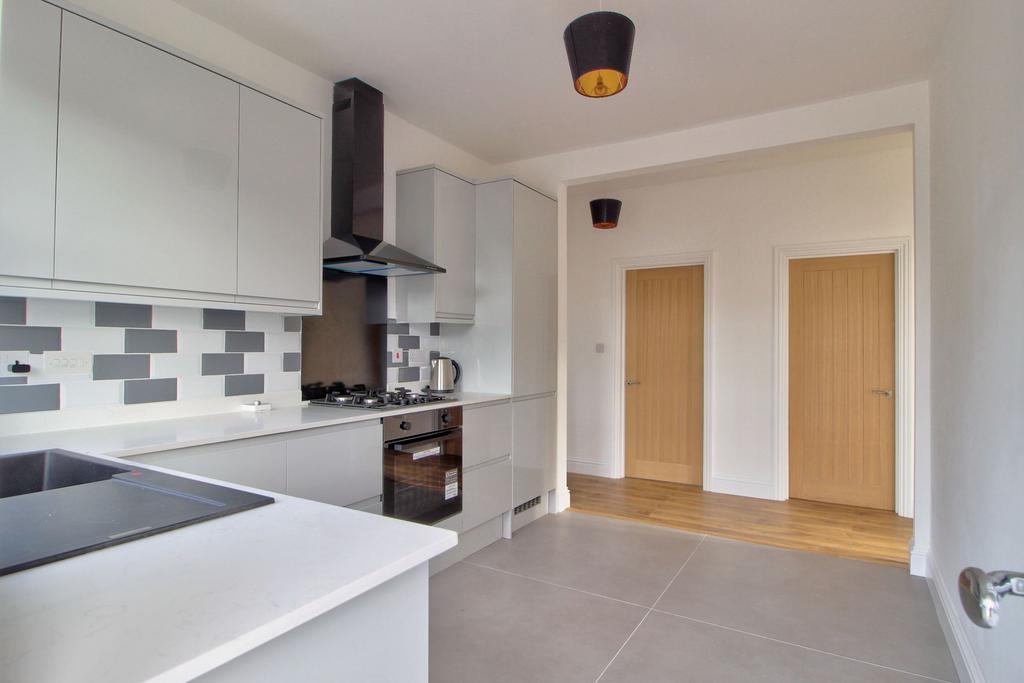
384, 429, 462, 525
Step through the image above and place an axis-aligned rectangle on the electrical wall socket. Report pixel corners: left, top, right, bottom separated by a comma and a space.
43, 351, 93, 375
391, 350, 403, 363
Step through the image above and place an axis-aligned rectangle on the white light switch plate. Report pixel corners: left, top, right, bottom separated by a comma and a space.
43, 351, 93, 375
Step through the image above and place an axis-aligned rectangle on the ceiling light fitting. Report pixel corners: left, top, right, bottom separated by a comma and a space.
590, 198, 622, 229
563, 11, 635, 98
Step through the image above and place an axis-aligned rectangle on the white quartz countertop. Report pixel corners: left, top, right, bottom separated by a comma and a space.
0, 392, 510, 458
0, 458, 457, 683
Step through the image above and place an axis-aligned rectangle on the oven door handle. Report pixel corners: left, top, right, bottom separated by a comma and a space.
387, 429, 460, 452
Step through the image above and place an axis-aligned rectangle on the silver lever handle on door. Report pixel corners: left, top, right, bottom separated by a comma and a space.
871, 388, 894, 397
959, 567, 1024, 628
625, 379, 641, 386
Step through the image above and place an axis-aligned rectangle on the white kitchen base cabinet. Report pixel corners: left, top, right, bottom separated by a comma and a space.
129, 439, 288, 494
197, 562, 429, 683
463, 455, 512, 531
285, 422, 383, 508
512, 393, 557, 508
0, 0, 61, 283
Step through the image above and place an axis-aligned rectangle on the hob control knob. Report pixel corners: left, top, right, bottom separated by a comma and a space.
441, 413, 451, 425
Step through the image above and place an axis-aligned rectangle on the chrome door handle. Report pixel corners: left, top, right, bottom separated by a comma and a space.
625, 379, 640, 386
959, 567, 1024, 628
871, 388, 893, 397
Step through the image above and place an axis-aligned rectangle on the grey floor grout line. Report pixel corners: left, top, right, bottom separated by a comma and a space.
648, 608, 954, 683
459, 560, 651, 610
593, 535, 707, 683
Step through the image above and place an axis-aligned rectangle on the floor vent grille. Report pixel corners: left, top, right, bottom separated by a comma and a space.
513, 497, 541, 515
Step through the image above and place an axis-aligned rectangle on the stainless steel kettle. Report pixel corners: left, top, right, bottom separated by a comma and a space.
430, 357, 461, 393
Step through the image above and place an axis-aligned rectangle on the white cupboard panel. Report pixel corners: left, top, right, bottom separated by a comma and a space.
512, 394, 556, 507
432, 171, 476, 319
237, 87, 321, 304
462, 402, 512, 469
55, 13, 239, 295
463, 456, 512, 531
0, 0, 61, 280
285, 422, 383, 508
130, 439, 287, 493
512, 184, 557, 397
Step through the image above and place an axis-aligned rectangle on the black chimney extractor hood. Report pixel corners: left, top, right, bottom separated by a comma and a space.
322, 78, 445, 277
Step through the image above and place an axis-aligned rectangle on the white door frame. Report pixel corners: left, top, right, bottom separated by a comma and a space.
774, 236, 914, 517
611, 251, 713, 489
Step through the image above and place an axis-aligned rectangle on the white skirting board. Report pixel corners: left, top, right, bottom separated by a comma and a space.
927, 555, 985, 683
567, 458, 612, 478
709, 475, 775, 500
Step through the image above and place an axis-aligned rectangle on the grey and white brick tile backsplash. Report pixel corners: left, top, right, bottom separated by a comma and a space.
385, 319, 442, 390
0, 298, 302, 414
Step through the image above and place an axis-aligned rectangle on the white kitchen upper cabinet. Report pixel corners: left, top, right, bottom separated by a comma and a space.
396, 167, 476, 323
512, 394, 556, 508
512, 183, 557, 397
237, 87, 322, 306
285, 422, 383, 508
54, 13, 239, 296
0, 0, 61, 282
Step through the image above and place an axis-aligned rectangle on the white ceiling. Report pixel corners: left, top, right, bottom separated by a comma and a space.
173, 0, 949, 164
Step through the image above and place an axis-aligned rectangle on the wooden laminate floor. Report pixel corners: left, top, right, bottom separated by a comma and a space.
567, 473, 913, 567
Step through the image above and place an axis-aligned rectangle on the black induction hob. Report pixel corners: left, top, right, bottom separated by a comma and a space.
0, 449, 273, 576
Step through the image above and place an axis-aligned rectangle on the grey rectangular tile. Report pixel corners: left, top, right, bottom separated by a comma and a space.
429, 350, 441, 360
224, 373, 264, 396
398, 335, 420, 349
0, 297, 26, 325
225, 331, 265, 352
429, 322, 441, 336
0, 383, 60, 414
430, 562, 645, 683
602, 611, 929, 683
398, 367, 419, 382
386, 321, 409, 334
655, 537, 956, 681
283, 316, 302, 333
0, 326, 61, 352
282, 352, 301, 372
202, 353, 244, 375
123, 378, 177, 404
93, 354, 150, 380
124, 329, 177, 354
0, 377, 28, 385
386, 350, 408, 368
203, 308, 245, 330
95, 302, 152, 328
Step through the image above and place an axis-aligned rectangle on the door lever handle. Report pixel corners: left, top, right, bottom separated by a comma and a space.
871, 388, 893, 397
625, 379, 641, 386
959, 567, 1024, 628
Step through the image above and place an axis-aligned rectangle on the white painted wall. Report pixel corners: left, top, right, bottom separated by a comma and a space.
565, 139, 914, 496
928, 1, 1024, 681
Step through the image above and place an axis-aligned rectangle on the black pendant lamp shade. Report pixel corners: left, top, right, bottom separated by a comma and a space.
564, 11, 635, 98
590, 198, 622, 229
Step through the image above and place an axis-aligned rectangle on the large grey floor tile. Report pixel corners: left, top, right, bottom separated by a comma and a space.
430, 562, 646, 683
465, 512, 703, 606
601, 610, 940, 683
655, 537, 956, 681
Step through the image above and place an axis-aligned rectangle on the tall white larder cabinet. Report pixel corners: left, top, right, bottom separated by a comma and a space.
446, 180, 557, 511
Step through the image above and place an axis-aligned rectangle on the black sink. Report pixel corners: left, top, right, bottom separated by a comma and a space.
0, 449, 273, 576
0, 449, 131, 499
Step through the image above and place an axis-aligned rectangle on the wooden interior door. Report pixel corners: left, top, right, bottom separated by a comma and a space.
789, 254, 895, 510
625, 265, 704, 485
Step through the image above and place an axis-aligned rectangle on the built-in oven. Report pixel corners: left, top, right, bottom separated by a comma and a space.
382, 406, 462, 525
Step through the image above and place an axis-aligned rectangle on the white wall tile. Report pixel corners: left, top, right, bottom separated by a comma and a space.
26, 299, 94, 327
265, 371, 300, 393
180, 330, 224, 354
152, 305, 203, 330
61, 327, 124, 354
62, 380, 120, 409
179, 375, 223, 400
151, 353, 201, 378
265, 332, 301, 353
244, 312, 285, 332
244, 352, 281, 374
386, 367, 400, 385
